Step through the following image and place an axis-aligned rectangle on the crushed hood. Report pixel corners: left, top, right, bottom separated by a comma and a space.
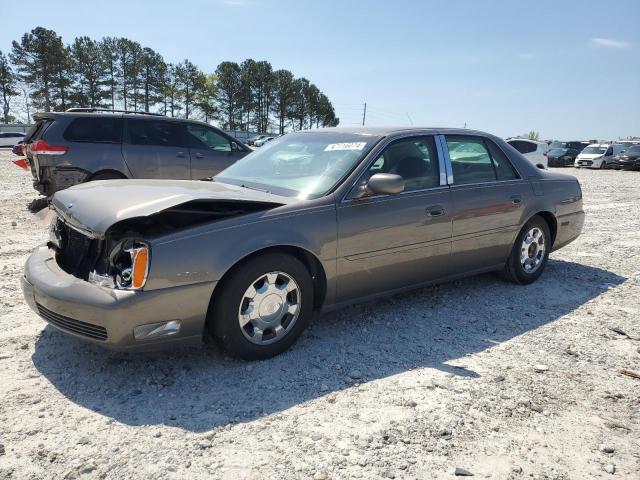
51, 179, 293, 237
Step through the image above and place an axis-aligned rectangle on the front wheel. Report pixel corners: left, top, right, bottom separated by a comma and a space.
208, 252, 314, 360
599, 160, 607, 170
503, 216, 551, 285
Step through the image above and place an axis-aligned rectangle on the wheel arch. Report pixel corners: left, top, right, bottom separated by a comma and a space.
86, 169, 128, 181
208, 245, 328, 319
528, 210, 557, 247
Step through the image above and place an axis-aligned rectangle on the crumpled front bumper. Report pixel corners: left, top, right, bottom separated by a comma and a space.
22, 246, 216, 350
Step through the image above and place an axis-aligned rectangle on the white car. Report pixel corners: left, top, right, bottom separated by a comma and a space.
0, 132, 25, 147
254, 136, 275, 147
506, 139, 549, 169
575, 143, 623, 169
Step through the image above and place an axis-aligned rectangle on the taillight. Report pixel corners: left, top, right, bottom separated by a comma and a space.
30, 139, 68, 156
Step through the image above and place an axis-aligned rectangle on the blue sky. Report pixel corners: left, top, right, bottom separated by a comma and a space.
2, 0, 638, 139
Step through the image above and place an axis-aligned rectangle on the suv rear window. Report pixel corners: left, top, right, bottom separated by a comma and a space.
64, 117, 123, 143
507, 140, 537, 154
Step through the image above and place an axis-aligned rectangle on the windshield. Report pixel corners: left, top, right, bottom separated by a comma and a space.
215, 131, 382, 198
549, 141, 567, 149
626, 146, 640, 154
582, 146, 607, 155
548, 148, 568, 156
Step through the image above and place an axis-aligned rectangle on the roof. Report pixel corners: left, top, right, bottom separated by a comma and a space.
298, 126, 491, 137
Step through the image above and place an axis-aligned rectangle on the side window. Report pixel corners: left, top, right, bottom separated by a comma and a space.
128, 120, 185, 147
365, 136, 440, 192
446, 135, 497, 185
185, 125, 231, 152
605, 146, 613, 156
64, 117, 123, 143
486, 139, 519, 180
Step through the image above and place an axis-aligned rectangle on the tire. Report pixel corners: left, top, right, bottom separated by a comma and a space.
87, 171, 126, 182
503, 215, 551, 285
599, 160, 606, 170
208, 252, 314, 360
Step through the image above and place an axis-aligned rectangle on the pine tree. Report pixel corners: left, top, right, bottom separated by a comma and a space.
215, 61, 242, 129
70, 36, 108, 107
0, 50, 19, 123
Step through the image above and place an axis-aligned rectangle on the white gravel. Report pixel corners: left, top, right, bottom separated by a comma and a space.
0, 149, 639, 479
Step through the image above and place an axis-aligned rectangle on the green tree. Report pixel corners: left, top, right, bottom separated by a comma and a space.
100, 37, 120, 110
0, 50, 19, 123
195, 73, 218, 122
525, 130, 540, 141
215, 61, 242, 129
10, 27, 67, 111
272, 69, 295, 135
176, 59, 205, 119
140, 47, 165, 112
70, 36, 108, 107
160, 63, 182, 117
115, 38, 143, 110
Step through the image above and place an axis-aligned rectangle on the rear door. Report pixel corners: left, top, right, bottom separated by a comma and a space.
123, 119, 190, 179
445, 135, 528, 274
184, 124, 246, 179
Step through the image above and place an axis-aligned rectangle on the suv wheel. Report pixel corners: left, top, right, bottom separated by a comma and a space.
209, 252, 314, 360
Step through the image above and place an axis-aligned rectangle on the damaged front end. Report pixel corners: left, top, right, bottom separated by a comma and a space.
48, 199, 280, 291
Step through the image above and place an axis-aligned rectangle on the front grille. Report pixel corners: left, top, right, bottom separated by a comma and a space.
37, 303, 108, 341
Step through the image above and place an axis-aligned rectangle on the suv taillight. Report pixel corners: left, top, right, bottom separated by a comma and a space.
31, 139, 68, 156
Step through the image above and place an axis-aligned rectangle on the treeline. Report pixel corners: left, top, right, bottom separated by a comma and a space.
0, 27, 339, 133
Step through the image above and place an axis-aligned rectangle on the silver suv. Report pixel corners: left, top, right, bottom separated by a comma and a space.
24, 109, 250, 196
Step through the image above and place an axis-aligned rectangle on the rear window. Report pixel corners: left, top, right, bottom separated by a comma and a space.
64, 117, 123, 143
507, 140, 537, 154
25, 120, 52, 143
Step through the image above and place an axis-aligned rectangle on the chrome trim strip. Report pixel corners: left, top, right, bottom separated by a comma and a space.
434, 135, 447, 186
437, 134, 454, 184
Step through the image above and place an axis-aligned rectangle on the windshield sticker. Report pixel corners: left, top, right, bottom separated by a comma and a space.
324, 142, 367, 152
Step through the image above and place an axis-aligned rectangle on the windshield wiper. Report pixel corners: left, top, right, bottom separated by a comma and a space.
240, 184, 271, 193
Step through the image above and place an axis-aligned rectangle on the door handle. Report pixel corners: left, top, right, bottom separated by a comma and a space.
195, 153, 204, 159
426, 206, 445, 217
176, 151, 185, 158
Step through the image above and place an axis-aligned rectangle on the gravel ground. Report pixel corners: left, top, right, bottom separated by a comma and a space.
0, 149, 639, 480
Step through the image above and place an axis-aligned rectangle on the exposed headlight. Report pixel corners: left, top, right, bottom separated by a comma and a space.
88, 241, 150, 290
115, 243, 150, 290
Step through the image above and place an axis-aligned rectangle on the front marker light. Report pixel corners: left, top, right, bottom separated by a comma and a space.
129, 245, 149, 290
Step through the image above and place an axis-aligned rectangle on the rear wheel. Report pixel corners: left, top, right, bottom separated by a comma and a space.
208, 252, 314, 360
503, 216, 551, 285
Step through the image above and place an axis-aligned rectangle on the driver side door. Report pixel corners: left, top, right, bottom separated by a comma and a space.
335, 135, 452, 302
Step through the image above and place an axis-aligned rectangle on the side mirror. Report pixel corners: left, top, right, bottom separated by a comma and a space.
365, 173, 405, 196
231, 141, 242, 152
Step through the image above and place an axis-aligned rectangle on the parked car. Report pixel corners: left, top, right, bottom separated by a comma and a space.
22, 109, 251, 196
22, 127, 584, 360
0, 131, 25, 147
614, 144, 640, 170
506, 139, 549, 169
247, 134, 269, 146
547, 141, 588, 167
254, 136, 275, 147
575, 143, 623, 169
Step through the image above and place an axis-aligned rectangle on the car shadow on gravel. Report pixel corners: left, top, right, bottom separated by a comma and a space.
31, 258, 625, 432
